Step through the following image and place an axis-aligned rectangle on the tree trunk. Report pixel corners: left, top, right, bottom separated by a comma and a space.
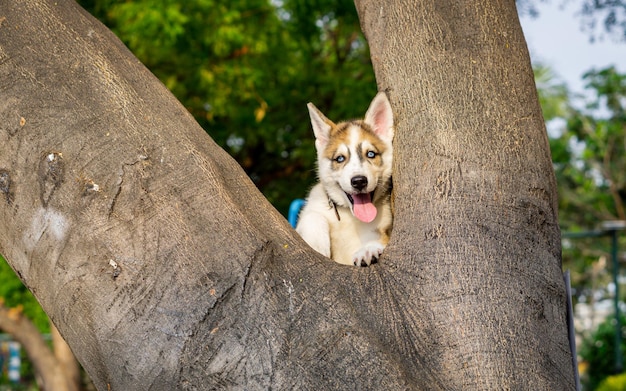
355, 0, 575, 388
0, 0, 575, 390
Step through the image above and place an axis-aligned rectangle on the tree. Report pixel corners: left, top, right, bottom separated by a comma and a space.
0, 257, 81, 390
579, 314, 626, 390
76, 0, 377, 214
0, 1, 574, 390
517, 0, 626, 41
549, 67, 626, 296
579, 0, 626, 41
553, 67, 626, 229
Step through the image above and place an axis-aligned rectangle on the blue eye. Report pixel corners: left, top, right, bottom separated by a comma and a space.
366, 151, 376, 158
335, 155, 345, 163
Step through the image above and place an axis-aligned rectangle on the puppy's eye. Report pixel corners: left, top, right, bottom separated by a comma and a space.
366, 151, 377, 158
335, 155, 346, 163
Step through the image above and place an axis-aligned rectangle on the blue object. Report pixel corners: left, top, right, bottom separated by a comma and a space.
8, 341, 20, 383
288, 199, 305, 228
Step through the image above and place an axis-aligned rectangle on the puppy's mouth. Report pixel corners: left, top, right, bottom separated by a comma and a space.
346, 191, 377, 223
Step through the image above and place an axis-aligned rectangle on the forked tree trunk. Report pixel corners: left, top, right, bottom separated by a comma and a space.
0, 0, 574, 390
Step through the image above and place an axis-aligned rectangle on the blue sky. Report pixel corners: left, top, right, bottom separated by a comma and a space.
519, 1, 626, 96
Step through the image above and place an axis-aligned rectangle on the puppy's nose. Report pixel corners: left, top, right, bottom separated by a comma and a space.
351, 175, 368, 191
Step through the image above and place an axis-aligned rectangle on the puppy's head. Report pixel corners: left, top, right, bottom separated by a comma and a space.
307, 93, 394, 223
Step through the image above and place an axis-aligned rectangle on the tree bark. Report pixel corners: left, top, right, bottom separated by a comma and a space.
355, 0, 574, 388
0, 0, 575, 390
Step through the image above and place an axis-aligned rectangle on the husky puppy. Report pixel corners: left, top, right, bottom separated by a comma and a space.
296, 92, 394, 266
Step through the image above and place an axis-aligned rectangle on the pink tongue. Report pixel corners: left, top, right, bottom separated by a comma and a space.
352, 193, 377, 223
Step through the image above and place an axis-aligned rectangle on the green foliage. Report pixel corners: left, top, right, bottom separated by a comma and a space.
545, 66, 626, 298
0, 256, 49, 388
597, 372, 626, 391
579, 314, 626, 390
79, 0, 376, 215
543, 66, 626, 390
534, 64, 569, 121
553, 69, 626, 227
0, 256, 49, 333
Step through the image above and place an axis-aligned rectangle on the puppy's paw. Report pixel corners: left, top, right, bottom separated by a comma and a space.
352, 242, 385, 267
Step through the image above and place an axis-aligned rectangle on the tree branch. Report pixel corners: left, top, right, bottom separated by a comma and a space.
0, 301, 70, 391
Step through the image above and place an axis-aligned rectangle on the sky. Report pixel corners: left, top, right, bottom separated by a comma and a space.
519, 1, 625, 98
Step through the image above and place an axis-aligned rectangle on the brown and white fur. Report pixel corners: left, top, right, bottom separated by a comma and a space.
296, 92, 394, 266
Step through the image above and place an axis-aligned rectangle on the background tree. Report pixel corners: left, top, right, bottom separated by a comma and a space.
549, 67, 626, 294
0, 301, 79, 391
0, 259, 82, 390
546, 66, 626, 389
517, 0, 626, 41
596, 372, 626, 391
0, 0, 574, 390
554, 67, 626, 229
579, 313, 626, 390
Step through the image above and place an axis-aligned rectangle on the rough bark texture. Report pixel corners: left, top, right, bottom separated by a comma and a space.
0, 0, 574, 390
355, 0, 574, 388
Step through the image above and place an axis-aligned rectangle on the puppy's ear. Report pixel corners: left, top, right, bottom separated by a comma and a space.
307, 102, 335, 151
364, 92, 394, 143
